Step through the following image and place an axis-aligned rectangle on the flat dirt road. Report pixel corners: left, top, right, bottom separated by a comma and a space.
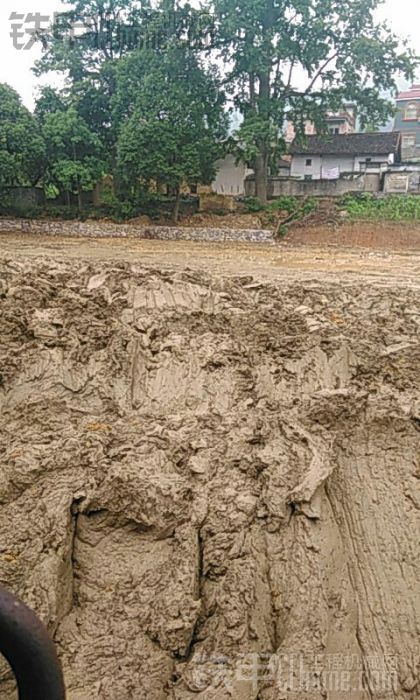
1, 232, 420, 287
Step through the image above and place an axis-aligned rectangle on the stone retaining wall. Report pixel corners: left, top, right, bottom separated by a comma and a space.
0, 218, 274, 244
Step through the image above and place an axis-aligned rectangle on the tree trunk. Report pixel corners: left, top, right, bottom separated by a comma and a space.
255, 0, 273, 206
254, 153, 268, 203
255, 64, 271, 204
66, 191, 71, 207
77, 188, 83, 213
172, 188, 181, 223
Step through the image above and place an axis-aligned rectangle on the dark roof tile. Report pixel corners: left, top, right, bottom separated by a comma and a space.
289, 132, 401, 156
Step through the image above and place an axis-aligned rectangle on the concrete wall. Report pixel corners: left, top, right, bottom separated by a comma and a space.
409, 171, 420, 193
383, 172, 410, 194
384, 167, 420, 194
199, 193, 236, 212
353, 156, 390, 172
322, 156, 354, 174
2, 187, 45, 208
211, 155, 253, 196
290, 156, 322, 179
245, 173, 378, 198
0, 218, 274, 244
291, 154, 389, 179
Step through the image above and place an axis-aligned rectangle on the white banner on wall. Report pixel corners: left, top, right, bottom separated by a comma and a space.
321, 167, 340, 180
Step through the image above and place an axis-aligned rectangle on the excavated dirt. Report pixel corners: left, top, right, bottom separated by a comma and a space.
286, 221, 420, 250
0, 236, 419, 699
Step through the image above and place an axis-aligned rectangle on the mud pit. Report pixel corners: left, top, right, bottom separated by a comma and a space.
0, 237, 419, 699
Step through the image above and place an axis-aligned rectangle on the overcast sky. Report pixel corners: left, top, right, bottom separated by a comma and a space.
0, 0, 419, 110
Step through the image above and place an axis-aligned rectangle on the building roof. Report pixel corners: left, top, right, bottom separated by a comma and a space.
396, 84, 420, 101
289, 132, 401, 156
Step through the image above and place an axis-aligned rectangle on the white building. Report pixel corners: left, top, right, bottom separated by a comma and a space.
211, 154, 254, 196
289, 132, 401, 180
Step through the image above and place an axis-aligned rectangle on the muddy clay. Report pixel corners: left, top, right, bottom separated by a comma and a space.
0, 253, 419, 700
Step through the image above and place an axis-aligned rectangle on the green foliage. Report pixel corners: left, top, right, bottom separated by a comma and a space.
116, 45, 228, 219
45, 183, 60, 200
33, 2, 150, 161
10, 0, 419, 214
0, 83, 45, 187
98, 189, 165, 221
242, 194, 318, 232
267, 196, 316, 216
266, 196, 318, 233
343, 193, 420, 220
42, 108, 106, 204
34, 87, 67, 125
242, 196, 266, 213
33, 0, 149, 76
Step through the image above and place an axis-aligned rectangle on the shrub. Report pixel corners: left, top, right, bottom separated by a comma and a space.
264, 196, 318, 231
242, 196, 266, 212
342, 194, 420, 220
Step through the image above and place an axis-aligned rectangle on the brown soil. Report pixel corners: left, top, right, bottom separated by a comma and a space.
178, 211, 265, 229
0, 232, 419, 700
286, 220, 420, 250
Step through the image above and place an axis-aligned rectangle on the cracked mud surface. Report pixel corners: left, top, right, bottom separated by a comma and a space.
0, 236, 419, 699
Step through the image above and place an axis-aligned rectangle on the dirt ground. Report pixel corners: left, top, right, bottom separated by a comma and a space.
0, 230, 419, 699
136, 211, 420, 249
287, 220, 420, 250
1, 230, 420, 285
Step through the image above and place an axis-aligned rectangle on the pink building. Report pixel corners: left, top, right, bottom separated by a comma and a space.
286, 106, 356, 143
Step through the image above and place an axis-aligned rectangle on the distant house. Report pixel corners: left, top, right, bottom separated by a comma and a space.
211, 154, 254, 196
325, 106, 357, 135
211, 154, 290, 196
285, 105, 357, 143
393, 84, 420, 162
289, 132, 401, 180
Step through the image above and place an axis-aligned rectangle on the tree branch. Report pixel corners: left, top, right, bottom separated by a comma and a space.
304, 52, 338, 95
286, 59, 295, 92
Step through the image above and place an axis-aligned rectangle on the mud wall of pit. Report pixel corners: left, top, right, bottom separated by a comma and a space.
0, 259, 419, 700
0, 218, 274, 244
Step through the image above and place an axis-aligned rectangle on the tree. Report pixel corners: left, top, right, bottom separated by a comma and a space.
35, 86, 67, 126
33, 0, 154, 155
210, 0, 418, 201
34, 0, 218, 168
42, 108, 105, 209
116, 45, 228, 221
0, 84, 45, 188
34, 0, 149, 77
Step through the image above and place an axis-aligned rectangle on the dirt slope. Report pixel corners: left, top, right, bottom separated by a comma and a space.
0, 253, 419, 699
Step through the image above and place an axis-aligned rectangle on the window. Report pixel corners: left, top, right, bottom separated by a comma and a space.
328, 127, 340, 134
304, 174, 313, 180
404, 103, 418, 120
305, 158, 312, 166
402, 134, 416, 148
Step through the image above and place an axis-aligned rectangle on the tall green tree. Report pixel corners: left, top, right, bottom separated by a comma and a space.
210, 0, 418, 201
0, 84, 45, 188
34, 0, 149, 77
42, 108, 105, 209
34, 0, 213, 152
116, 45, 228, 221
33, 1, 153, 159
